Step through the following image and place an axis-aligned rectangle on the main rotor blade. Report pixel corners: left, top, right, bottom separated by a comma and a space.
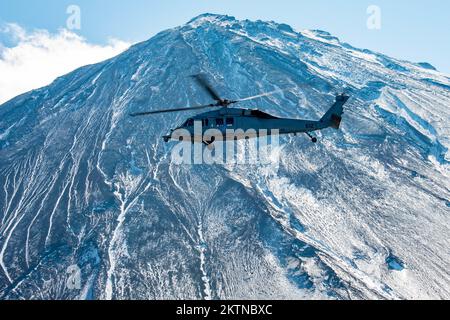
236, 88, 291, 102
130, 103, 216, 117
192, 74, 222, 102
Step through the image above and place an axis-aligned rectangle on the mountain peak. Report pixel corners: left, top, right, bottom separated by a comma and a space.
187, 13, 236, 26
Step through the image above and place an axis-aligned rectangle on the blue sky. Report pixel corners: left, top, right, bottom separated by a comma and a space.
1, 0, 447, 103
0, 0, 449, 72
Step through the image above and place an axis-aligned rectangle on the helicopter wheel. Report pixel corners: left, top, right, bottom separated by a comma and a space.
305, 132, 318, 143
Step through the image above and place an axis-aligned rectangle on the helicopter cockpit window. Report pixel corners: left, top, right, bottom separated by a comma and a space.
226, 118, 234, 126
216, 118, 224, 126
183, 119, 194, 127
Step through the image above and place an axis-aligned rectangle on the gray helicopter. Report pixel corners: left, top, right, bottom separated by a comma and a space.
131, 74, 350, 146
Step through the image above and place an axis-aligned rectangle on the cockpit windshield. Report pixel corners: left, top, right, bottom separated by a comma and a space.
182, 118, 194, 127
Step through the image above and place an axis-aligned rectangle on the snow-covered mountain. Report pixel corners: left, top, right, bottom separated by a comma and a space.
0, 13, 449, 300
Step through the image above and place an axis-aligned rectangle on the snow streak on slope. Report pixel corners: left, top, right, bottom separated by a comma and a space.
0, 14, 449, 300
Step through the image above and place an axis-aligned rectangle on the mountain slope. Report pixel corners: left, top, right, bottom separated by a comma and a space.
0, 13, 449, 300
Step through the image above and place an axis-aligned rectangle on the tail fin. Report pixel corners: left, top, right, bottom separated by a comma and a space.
320, 94, 350, 129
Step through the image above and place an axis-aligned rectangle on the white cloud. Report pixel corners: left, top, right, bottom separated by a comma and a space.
0, 23, 130, 104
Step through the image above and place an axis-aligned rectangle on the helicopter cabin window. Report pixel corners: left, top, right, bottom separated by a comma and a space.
226, 118, 234, 126
183, 119, 194, 127
216, 118, 224, 126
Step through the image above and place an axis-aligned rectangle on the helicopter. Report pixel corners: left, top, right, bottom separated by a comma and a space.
130, 74, 350, 147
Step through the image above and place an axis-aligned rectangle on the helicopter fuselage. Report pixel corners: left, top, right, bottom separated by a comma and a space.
163, 93, 349, 144
165, 107, 333, 143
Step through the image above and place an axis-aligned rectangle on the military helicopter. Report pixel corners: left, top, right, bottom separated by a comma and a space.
130, 74, 350, 146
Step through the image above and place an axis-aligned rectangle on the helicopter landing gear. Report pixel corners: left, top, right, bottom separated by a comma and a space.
203, 138, 216, 150
203, 141, 215, 150
306, 132, 318, 143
